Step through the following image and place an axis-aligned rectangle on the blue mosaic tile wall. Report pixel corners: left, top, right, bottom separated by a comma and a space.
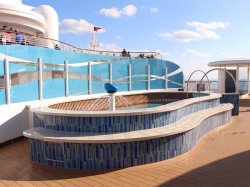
28, 110, 231, 169
220, 94, 239, 116
33, 99, 220, 134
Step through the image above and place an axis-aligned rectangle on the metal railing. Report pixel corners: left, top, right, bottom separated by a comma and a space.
0, 30, 161, 58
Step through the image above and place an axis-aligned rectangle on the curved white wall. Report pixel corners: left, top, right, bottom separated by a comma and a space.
33, 5, 59, 41
0, 3, 45, 34
0, 2, 59, 47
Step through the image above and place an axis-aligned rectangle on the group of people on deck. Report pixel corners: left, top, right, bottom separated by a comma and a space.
0, 25, 25, 45
121, 49, 131, 57
121, 49, 155, 59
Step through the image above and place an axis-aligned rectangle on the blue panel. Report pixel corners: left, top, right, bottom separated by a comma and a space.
9, 62, 39, 103
164, 60, 183, 88
0, 45, 184, 105
112, 59, 130, 92
149, 59, 165, 89
68, 66, 88, 96
0, 60, 4, 75
131, 58, 148, 90
0, 59, 5, 104
91, 62, 109, 94
43, 78, 65, 99
10, 81, 39, 103
0, 90, 5, 104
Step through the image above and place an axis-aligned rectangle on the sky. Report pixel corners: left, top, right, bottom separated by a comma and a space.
11, 0, 250, 79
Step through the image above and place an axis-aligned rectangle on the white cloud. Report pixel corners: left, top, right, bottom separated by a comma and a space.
98, 43, 122, 51
187, 21, 229, 31
60, 19, 104, 34
115, 35, 123, 39
149, 7, 158, 13
156, 21, 229, 42
100, 4, 137, 19
99, 7, 121, 18
185, 49, 211, 57
122, 5, 137, 16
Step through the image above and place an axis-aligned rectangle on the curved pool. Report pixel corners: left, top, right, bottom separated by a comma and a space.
23, 90, 233, 169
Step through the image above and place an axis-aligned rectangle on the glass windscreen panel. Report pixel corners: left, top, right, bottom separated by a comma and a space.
0, 59, 5, 104
91, 62, 109, 94
42, 63, 65, 99
112, 59, 130, 92
149, 59, 165, 89
68, 64, 88, 96
131, 58, 148, 91
9, 61, 39, 103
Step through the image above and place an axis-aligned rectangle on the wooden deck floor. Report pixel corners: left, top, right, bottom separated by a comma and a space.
0, 104, 250, 186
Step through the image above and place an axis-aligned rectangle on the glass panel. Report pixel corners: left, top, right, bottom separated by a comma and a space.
0, 59, 5, 105
9, 61, 39, 103
42, 63, 65, 99
112, 59, 130, 92
91, 62, 109, 94
68, 64, 88, 96
165, 60, 183, 88
131, 58, 148, 91
149, 59, 165, 89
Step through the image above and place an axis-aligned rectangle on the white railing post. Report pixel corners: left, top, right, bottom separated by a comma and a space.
38, 58, 43, 100
109, 63, 112, 83
129, 64, 132, 91
4, 59, 10, 104
64, 60, 69, 97
148, 64, 150, 90
88, 62, 92, 95
165, 66, 168, 89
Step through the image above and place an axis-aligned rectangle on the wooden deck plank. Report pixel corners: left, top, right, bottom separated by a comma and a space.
0, 103, 249, 186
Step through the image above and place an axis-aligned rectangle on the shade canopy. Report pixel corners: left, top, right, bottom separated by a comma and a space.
208, 57, 250, 67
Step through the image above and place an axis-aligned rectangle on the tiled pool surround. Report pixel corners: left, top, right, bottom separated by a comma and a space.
27, 110, 231, 169
34, 99, 220, 134
220, 93, 239, 116
25, 91, 232, 169
33, 92, 219, 134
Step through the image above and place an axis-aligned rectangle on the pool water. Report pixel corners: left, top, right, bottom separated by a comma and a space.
117, 103, 164, 110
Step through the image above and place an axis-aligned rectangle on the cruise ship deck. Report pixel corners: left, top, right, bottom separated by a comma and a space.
0, 98, 249, 187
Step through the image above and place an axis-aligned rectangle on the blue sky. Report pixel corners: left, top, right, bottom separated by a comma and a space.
20, 0, 250, 78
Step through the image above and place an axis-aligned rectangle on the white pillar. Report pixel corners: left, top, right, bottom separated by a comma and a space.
38, 58, 43, 100
147, 64, 150, 90
64, 60, 69, 97
4, 59, 10, 104
165, 66, 168, 89
218, 69, 225, 93
108, 93, 116, 111
236, 65, 239, 93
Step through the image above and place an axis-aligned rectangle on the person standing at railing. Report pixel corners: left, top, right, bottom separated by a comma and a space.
121, 49, 127, 57
3, 31, 11, 44
0, 31, 3, 45
15, 30, 24, 44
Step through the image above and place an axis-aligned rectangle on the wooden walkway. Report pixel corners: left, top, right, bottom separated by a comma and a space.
0, 103, 250, 186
